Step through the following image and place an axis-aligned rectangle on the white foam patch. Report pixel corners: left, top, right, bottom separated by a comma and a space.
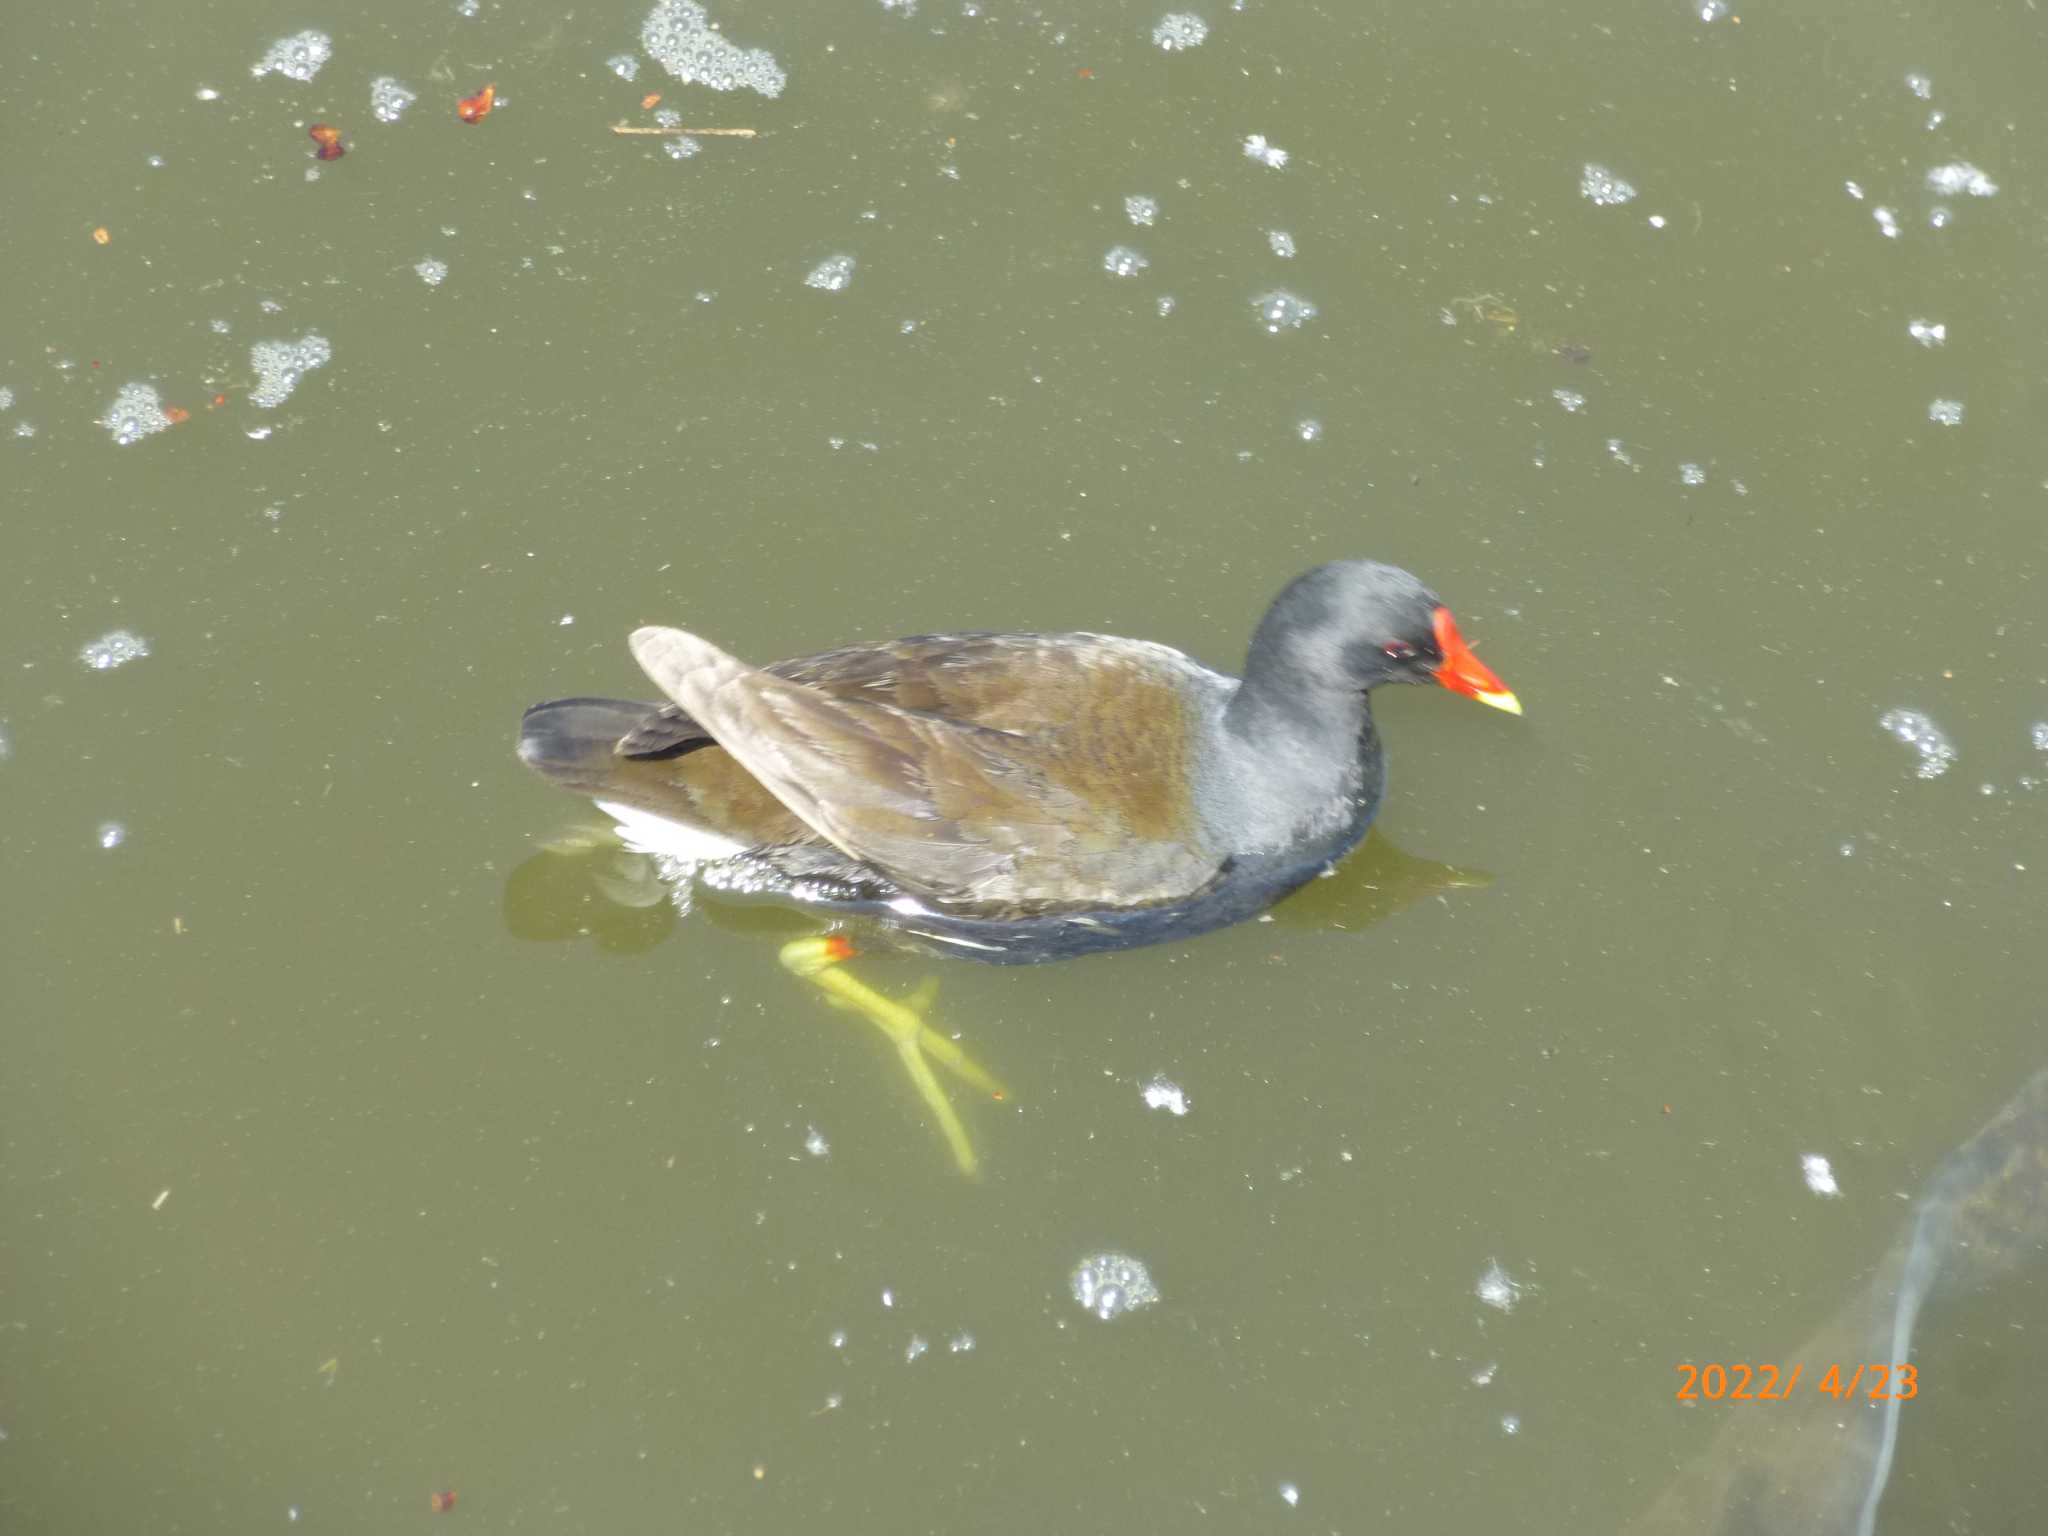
593, 799, 746, 861
1801, 1153, 1841, 1197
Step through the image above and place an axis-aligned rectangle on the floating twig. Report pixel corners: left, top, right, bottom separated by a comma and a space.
610, 123, 759, 138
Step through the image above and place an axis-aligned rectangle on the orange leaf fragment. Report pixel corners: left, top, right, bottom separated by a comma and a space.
430, 1490, 458, 1513
457, 84, 496, 124
641, 92, 662, 111
92, 226, 111, 245
308, 123, 345, 160
164, 406, 192, 425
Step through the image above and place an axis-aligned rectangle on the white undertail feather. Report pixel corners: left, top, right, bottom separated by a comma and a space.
593, 799, 747, 862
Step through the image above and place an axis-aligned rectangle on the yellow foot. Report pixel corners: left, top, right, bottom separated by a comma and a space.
780, 936, 1007, 1175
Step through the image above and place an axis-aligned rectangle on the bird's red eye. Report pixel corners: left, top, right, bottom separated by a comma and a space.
1382, 641, 1418, 661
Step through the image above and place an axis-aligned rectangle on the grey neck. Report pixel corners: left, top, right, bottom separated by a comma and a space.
1201, 661, 1383, 858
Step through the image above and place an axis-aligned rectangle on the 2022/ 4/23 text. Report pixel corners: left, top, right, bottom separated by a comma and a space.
1673, 1362, 1918, 1402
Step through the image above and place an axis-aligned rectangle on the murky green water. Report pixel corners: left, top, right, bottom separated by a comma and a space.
5, 3, 2045, 1531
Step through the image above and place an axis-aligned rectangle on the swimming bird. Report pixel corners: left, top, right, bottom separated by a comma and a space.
517, 559, 1519, 1168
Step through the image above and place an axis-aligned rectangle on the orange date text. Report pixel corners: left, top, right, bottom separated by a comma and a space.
1673, 1362, 1918, 1402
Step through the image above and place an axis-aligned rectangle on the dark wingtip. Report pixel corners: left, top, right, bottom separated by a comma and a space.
517, 698, 643, 787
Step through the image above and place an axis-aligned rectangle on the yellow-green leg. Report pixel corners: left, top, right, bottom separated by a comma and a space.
779, 936, 1007, 1175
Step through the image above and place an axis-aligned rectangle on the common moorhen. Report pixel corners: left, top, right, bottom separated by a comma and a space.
517, 559, 1517, 1168
520, 559, 1517, 950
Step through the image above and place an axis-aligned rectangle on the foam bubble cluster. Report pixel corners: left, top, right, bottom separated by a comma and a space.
1475, 1260, 1522, 1312
370, 77, 417, 123
1243, 133, 1288, 169
641, 1, 787, 98
1141, 1075, 1190, 1115
662, 135, 702, 160
1800, 1153, 1840, 1197
1103, 244, 1148, 277
1580, 163, 1636, 206
100, 383, 172, 447
82, 630, 151, 670
1925, 162, 1997, 197
252, 31, 332, 83
1071, 1252, 1159, 1321
1152, 13, 1209, 50
1879, 708, 1956, 778
804, 254, 856, 292
1253, 290, 1316, 332
1553, 388, 1585, 414
249, 334, 332, 409
1927, 398, 1963, 426
415, 258, 448, 286
1908, 318, 1946, 346
1267, 229, 1296, 258
1124, 194, 1158, 227
608, 54, 641, 81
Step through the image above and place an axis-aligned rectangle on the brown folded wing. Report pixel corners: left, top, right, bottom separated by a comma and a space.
626, 627, 1223, 912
